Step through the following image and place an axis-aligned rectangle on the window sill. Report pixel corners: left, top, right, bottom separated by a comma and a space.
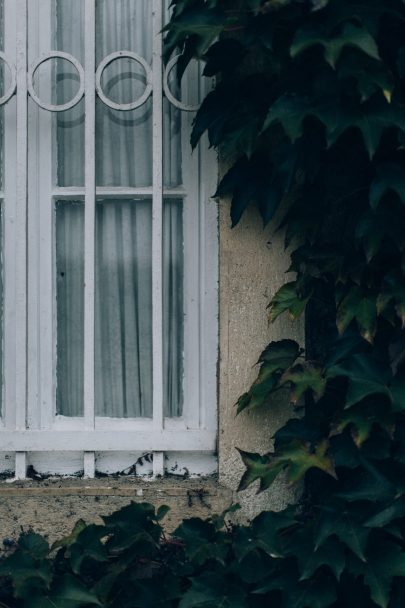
0, 476, 233, 544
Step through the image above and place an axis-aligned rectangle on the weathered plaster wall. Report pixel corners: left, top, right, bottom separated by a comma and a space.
218, 201, 304, 520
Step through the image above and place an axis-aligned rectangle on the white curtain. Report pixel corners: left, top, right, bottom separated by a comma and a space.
55, 0, 184, 418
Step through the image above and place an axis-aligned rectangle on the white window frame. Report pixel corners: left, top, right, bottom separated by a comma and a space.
0, 0, 218, 479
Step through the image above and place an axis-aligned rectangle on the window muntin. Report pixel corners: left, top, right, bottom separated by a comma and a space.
0, 0, 217, 478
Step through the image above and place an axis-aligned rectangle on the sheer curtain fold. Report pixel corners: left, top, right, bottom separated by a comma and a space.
95, 200, 153, 418
55, 0, 184, 418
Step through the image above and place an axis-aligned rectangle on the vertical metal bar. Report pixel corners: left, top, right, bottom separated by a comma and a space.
13, 0, 28, 478
152, 0, 164, 438
84, 0, 96, 477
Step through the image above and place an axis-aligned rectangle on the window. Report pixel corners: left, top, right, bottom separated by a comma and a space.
0, 0, 217, 478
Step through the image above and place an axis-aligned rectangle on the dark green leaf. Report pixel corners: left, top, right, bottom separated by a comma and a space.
291, 23, 380, 67
268, 282, 311, 323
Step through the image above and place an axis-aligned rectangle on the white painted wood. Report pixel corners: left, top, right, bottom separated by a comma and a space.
84, 0, 96, 435
83, 451, 95, 478
14, 1, 28, 461
3, 0, 18, 431
14, 451, 26, 479
53, 186, 185, 199
0, 429, 216, 451
181, 59, 201, 430
27, 0, 53, 433
152, 0, 164, 433
153, 451, 164, 476
199, 78, 218, 434
83, 0, 96, 474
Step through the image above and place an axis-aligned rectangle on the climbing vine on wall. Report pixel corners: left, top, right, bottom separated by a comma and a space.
165, 0, 405, 605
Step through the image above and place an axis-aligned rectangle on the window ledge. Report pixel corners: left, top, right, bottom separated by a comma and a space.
0, 476, 233, 544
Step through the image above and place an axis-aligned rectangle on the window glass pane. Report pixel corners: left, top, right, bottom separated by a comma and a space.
94, 198, 183, 418
54, 0, 183, 189
95, 0, 153, 187
55, 201, 84, 416
163, 199, 183, 417
55, 0, 85, 187
95, 199, 152, 417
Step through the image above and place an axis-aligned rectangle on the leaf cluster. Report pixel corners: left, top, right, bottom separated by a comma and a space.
165, 0, 405, 605
3, 500, 405, 608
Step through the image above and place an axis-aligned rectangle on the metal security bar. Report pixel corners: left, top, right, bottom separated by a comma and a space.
0, 0, 217, 479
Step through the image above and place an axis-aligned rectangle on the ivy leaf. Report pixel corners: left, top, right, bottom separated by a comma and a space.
365, 495, 405, 528
336, 400, 395, 447
356, 204, 405, 261
238, 440, 335, 493
237, 450, 286, 492
33, 575, 102, 608
291, 23, 380, 68
328, 354, 391, 408
214, 154, 286, 227
51, 520, 87, 551
370, 162, 405, 209
297, 537, 346, 581
329, 353, 405, 411
163, 8, 227, 66
336, 459, 396, 503
0, 534, 52, 599
236, 340, 301, 413
281, 362, 327, 404
338, 55, 394, 103
336, 285, 377, 343
203, 39, 246, 76
174, 519, 228, 566
155, 505, 171, 521
377, 270, 405, 327
284, 440, 336, 483
315, 503, 369, 561
327, 98, 405, 158
268, 282, 311, 323
179, 572, 248, 608
283, 575, 338, 608
262, 95, 309, 143
18, 533, 49, 559
362, 541, 405, 608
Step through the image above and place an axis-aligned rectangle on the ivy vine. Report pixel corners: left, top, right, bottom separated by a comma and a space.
165, 0, 405, 606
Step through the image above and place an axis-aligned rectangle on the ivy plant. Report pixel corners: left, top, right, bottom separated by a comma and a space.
164, 0, 405, 606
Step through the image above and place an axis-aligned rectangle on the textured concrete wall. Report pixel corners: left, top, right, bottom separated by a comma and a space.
218, 201, 304, 520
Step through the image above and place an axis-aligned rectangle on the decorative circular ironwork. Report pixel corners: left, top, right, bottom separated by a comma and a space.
0, 52, 16, 106
163, 55, 199, 112
96, 51, 152, 111
28, 51, 85, 112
